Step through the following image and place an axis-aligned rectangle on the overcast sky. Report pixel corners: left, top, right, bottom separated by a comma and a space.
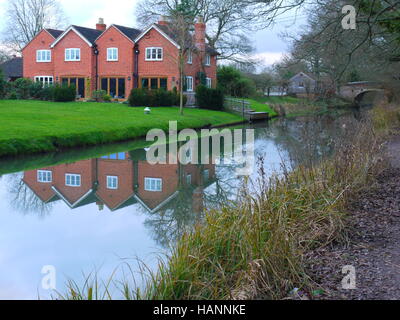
0, 0, 307, 66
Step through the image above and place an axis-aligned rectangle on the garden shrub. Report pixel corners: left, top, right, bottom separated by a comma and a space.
53, 84, 76, 102
13, 78, 34, 99
128, 88, 184, 107
103, 94, 112, 102
196, 85, 224, 110
92, 90, 108, 102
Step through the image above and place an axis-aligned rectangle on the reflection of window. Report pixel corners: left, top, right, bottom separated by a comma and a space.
37, 170, 52, 183
186, 174, 192, 185
107, 176, 118, 189
66, 174, 81, 187
107, 48, 118, 61
186, 76, 193, 92
299, 82, 304, 88
145, 47, 163, 61
101, 153, 126, 160
203, 169, 209, 181
35, 76, 53, 87
187, 50, 192, 64
141, 77, 168, 90
144, 178, 162, 192
36, 50, 51, 62
206, 77, 212, 88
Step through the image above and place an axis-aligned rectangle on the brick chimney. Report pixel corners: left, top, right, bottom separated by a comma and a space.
96, 18, 107, 31
158, 15, 169, 26
194, 16, 206, 51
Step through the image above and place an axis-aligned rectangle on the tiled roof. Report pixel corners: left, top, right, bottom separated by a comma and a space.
113, 25, 142, 41
72, 25, 104, 45
45, 29, 63, 38
0, 57, 23, 79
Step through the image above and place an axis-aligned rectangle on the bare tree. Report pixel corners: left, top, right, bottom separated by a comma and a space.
2, 0, 68, 52
135, 0, 256, 63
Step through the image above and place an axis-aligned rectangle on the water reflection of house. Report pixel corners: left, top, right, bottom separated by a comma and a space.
22, 150, 216, 214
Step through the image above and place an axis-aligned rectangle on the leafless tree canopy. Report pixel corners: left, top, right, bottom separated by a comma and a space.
2, 0, 68, 52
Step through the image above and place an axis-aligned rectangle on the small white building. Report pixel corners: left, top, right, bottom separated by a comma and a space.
288, 72, 316, 95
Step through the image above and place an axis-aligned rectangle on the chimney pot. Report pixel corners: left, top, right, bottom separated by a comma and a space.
158, 15, 169, 26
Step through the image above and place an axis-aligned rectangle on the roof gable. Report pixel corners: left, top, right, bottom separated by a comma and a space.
134, 24, 180, 49
95, 24, 142, 44
21, 28, 62, 51
51, 25, 103, 48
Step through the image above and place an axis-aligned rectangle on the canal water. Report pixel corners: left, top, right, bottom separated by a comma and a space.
0, 113, 362, 299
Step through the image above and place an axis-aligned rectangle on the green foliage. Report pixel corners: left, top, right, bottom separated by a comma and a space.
0, 69, 6, 99
128, 88, 185, 107
217, 66, 256, 98
103, 94, 112, 102
53, 85, 76, 102
196, 84, 224, 110
13, 78, 34, 99
92, 90, 108, 102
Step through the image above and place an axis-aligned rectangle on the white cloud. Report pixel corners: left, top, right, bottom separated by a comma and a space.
253, 52, 285, 67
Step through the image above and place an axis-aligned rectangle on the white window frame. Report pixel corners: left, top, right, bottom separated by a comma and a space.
205, 54, 211, 66
107, 48, 118, 61
145, 47, 163, 61
65, 174, 81, 187
187, 50, 192, 64
144, 178, 162, 192
35, 76, 54, 87
36, 50, 51, 62
206, 77, 212, 88
186, 174, 192, 185
37, 170, 52, 183
186, 76, 194, 92
65, 48, 81, 61
106, 176, 118, 190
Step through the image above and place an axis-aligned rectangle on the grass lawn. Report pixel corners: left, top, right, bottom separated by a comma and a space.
0, 100, 243, 157
253, 96, 302, 105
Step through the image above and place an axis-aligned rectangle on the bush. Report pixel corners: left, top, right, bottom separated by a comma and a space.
128, 88, 184, 107
196, 85, 224, 110
13, 78, 34, 99
53, 84, 76, 102
0, 69, 6, 99
40, 86, 56, 101
103, 94, 112, 102
92, 90, 108, 102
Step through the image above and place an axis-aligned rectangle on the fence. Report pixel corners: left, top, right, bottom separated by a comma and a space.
224, 98, 252, 118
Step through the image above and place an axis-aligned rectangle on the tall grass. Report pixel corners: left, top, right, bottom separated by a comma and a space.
59, 104, 399, 300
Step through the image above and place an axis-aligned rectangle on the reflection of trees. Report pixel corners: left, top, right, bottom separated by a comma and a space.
143, 187, 201, 248
6, 173, 54, 217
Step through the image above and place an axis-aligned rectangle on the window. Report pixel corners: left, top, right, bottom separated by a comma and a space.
141, 77, 168, 90
107, 48, 118, 61
206, 77, 212, 88
186, 76, 193, 92
36, 50, 51, 62
35, 76, 53, 87
145, 47, 163, 61
186, 174, 192, 185
61, 77, 85, 98
187, 50, 192, 64
101, 77, 126, 98
37, 170, 52, 183
65, 48, 81, 61
101, 153, 126, 160
65, 174, 81, 187
205, 54, 211, 66
144, 178, 162, 192
298, 82, 304, 88
107, 176, 118, 190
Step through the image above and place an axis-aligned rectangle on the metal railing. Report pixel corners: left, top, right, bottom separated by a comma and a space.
224, 98, 252, 118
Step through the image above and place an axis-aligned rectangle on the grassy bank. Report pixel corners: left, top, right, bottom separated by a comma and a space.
59, 104, 400, 300
0, 100, 243, 157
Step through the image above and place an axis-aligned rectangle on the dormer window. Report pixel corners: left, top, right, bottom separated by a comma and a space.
65, 48, 80, 61
36, 50, 51, 62
145, 47, 163, 61
205, 54, 211, 66
107, 48, 118, 61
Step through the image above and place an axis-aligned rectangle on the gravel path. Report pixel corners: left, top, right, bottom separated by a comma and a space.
305, 134, 400, 300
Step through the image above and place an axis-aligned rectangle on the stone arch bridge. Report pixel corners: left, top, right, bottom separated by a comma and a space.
339, 81, 386, 105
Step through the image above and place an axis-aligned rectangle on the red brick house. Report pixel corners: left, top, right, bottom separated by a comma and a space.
22, 17, 218, 102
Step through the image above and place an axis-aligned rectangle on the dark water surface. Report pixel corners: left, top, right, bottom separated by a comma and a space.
0, 113, 361, 299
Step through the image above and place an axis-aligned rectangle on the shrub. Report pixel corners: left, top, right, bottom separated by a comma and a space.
13, 78, 34, 99
196, 85, 224, 110
103, 94, 112, 102
40, 86, 56, 101
92, 90, 108, 102
128, 88, 184, 107
53, 84, 76, 102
